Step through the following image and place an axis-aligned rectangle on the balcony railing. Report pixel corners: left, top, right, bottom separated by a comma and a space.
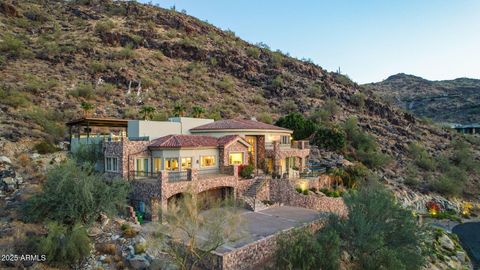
198, 168, 220, 175
129, 171, 159, 180
168, 171, 189, 182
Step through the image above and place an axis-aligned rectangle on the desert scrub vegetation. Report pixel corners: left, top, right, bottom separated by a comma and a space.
23, 74, 58, 94
275, 184, 427, 270
407, 139, 479, 196
0, 34, 33, 59
350, 92, 366, 109
308, 83, 324, 98
245, 46, 260, 58
313, 124, 346, 152
68, 82, 94, 99
23, 159, 129, 225
22, 107, 67, 143
343, 117, 391, 169
0, 85, 31, 108
95, 19, 115, 34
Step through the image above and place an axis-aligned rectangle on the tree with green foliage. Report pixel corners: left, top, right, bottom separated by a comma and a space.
80, 101, 94, 117
312, 124, 346, 151
37, 222, 91, 267
173, 102, 187, 117
334, 185, 427, 270
276, 112, 317, 140
343, 117, 390, 168
23, 160, 129, 225
139, 105, 156, 120
191, 105, 205, 118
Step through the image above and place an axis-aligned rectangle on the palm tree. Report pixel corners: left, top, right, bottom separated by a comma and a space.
139, 105, 156, 120
329, 168, 345, 189
173, 102, 186, 117
191, 105, 205, 118
80, 102, 94, 117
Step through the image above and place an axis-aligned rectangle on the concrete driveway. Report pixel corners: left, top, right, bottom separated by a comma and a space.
216, 206, 327, 253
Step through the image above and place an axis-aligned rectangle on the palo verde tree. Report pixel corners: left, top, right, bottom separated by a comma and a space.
150, 195, 245, 270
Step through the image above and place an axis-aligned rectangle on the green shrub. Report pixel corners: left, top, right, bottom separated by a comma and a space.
245, 47, 260, 58
23, 108, 66, 143
97, 83, 116, 97
308, 83, 323, 98
69, 83, 94, 99
72, 142, 103, 165
270, 51, 284, 67
404, 163, 420, 187
24, 74, 58, 93
0, 34, 29, 58
279, 100, 298, 113
271, 75, 284, 88
451, 140, 479, 173
333, 73, 354, 87
276, 112, 317, 140
351, 92, 366, 108
336, 185, 426, 269
34, 140, 59, 154
256, 112, 273, 124
313, 124, 346, 151
310, 99, 338, 122
240, 164, 254, 179
115, 44, 136, 59
407, 142, 436, 171
95, 19, 115, 33
89, 60, 107, 73
37, 222, 91, 267
276, 227, 340, 270
0, 86, 31, 108
430, 175, 464, 197
23, 160, 129, 225
217, 76, 235, 92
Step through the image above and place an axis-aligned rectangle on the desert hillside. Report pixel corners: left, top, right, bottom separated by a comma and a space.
0, 0, 479, 199
365, 73, 480, 124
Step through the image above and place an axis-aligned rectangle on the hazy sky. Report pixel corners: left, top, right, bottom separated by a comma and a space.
142, 1, 480, 83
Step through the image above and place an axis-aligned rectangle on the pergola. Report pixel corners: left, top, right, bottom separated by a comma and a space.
66, 117, 129, 147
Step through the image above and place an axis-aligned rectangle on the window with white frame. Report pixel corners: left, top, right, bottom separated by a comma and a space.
181, 157, 192, 170
201, 156, 216, 167
105, 157, 119, 172
281, 135, 290, 145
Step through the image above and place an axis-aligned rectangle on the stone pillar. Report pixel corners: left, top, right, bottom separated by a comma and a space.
273, 141, 281, 176
190, 168, 198, 181
151, 198, 160, 222
257, 135, 265, 169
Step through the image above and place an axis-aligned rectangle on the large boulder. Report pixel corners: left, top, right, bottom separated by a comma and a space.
0, 156, 22, 193
127, 254, 152, 270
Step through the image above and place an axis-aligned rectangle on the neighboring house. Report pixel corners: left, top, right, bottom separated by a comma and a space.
67, 117, 310, 220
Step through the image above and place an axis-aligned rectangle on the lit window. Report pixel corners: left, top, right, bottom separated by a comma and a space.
201, 156, 216, 167
135, 158, 149, 174
165, 158, 179, 171
153, 158, 162, 172
181, 157, 192, 170
229, 152, 244, 165
281, 135, 290, 144
106, 157, 118, 172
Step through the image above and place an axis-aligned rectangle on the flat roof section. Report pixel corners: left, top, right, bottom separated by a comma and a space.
66, 117, 129, 128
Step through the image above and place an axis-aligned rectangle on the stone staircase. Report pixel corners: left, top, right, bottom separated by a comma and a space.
243, 177, 269, 211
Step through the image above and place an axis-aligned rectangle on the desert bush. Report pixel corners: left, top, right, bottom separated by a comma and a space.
313, 124, 346, 152
69, 83, 94, 99
97, 83, 116, 97
95, 19, 115, 33
308, 83, 323, 98
115, 44, 136, 59
0, 86, 31, 108
430, 175, 464, 197
270, 51, 284, 67
404, 163, 420, 187
34, 140, 59, 154
407, 142, 436, 171
334, 185, 426, 270
24, 74, 58, 93
279, 100, 298, 113
276, 112, 317, 140
351, 92, 366, 108
217, 76, 235, 92
23, 108, 66, 143
36, 222, 91, 267
89, 60, 107, 73
333, 73, 355, 87
310, 99, 339, 123
451, 140, 479, 173
23, 160, 129, 225
0, 34, 30, 58
245, 47, 260, 58
251, 94, 265, 105
256, 112, 273, 124
275, 226, 340, 270
271, 75, 284, 88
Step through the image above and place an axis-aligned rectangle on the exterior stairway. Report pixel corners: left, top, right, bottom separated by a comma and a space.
243, 176, 269, 211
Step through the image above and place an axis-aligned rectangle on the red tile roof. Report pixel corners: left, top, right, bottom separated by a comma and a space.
148, 135, 250, 148
190, 119, 291, 132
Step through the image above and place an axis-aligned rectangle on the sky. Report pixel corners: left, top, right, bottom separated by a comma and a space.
141, 0, 480, 83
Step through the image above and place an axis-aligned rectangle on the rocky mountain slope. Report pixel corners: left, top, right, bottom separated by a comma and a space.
365, 73, 480, 124
0, 0, 479, 198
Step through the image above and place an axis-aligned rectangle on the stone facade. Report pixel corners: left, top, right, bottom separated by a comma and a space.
266, 141, 310, 174
219, 141, 249, 168
206, 218, 328, 270
270, 178, 347, 217
104, 140, 150, 179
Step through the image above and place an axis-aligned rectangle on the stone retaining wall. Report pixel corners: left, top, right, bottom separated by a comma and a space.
270, 178, 347, 217
207, 218, 328, 270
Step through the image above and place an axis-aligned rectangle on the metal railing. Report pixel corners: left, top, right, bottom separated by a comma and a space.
168, 171, 189, 182
198, 168, 220, 175
129, 171, 159, 180
300, 168, 327, 178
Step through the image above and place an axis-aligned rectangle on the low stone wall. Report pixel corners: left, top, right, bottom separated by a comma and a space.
270, 178, 347, 217
208, 218, 328, 270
